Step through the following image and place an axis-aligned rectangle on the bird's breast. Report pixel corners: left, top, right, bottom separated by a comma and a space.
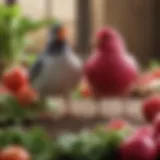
85, 52, 139, 96
35, 53, 82, 95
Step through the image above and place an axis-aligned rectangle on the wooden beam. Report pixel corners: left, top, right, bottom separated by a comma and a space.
91, 0, 106, 33
153, 0, 160, 59
75, 0, 92, 55
104, 0, 155, 65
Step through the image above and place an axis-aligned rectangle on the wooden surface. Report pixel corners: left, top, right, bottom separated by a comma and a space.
54, 99, 142, 120
34, 98, 145, 136
104, 0, 155, 64
0, 99, 144, 136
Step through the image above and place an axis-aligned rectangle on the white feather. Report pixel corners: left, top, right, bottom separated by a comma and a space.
33, 51, 82, 97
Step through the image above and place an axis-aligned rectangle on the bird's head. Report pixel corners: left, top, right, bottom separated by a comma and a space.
48, 23, 67, 45
94, 27, 126, 53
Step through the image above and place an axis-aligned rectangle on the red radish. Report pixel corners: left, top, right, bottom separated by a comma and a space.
135, 73, 156, 96
2, 67, 28, 93
138, 73, 155, 86
156, 137, 160, 156
153, 113, 160, 139
152, 69, 160, 78
142, 95, 160, 122
16, 86, 38, 106
79, 78, 91, 98
107, 119, 129, 130
84, 27, 139, 118
80, 86, 91, 98
134, 125, 153, 138
120, 134, 156, 160
0, 145, 30, 160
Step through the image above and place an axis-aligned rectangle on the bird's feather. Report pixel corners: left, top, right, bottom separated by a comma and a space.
31, 49, 82, 96
29, 55, 44, 82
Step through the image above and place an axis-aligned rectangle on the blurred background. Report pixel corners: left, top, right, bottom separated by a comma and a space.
1, 0, 160, 139
1, 0, 160, 65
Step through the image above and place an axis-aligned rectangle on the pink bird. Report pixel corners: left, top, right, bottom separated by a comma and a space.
84, 27, 139, 119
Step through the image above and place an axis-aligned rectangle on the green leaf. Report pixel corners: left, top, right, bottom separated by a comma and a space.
0, 128, 26, 148
5, 4, 21, 17
0, 92, 56, 123
0, 126, 132, 160
0, 128, 56, 160
0, 3, 56, 67
57, 133, 78, 153
20, 53, 37, 66
18, 17, 56, 34
72, 90, 82, 100
149, 60, 160, 70
46, 98, 58, 111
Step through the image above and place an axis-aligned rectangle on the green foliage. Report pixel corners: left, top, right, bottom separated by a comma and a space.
72, 89, 83, 100
0, 125, 132, 160
0, 127, 55, 160
148, 60, 160, 70
0, 4, 55, 65
0, 93, 57, 123
56, 127, 130, 160
21, 53, 37, 67
93, 127, 131, 160
72, 87, 91, 100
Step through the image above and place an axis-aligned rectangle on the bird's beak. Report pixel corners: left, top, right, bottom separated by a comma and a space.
58, 27, 66, 41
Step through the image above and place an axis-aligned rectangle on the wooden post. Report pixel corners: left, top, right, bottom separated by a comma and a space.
153, 0, 160, 59
91, 0, 106, 34
75, 0, 92, 56
104, 0, 155, 65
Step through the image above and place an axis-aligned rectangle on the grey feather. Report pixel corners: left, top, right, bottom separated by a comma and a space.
30, 24, 82, 97
31, 49, 82, 97
29, 55, 43, 82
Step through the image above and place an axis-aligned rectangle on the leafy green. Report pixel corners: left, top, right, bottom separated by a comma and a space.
56, 127, 130, 160
72, 88, 91, 100
20, 53, 37, 67
0, 4, 55, 67
0, 93, 57, 123
148, 60, 160, 70
0, 127, 55, 160
72, 89, 83, 100
0, 124, 132, 160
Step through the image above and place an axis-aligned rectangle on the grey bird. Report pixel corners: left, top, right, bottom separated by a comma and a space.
29, 24, 82, 118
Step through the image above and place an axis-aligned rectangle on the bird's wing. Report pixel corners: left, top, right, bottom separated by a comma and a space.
29, 56, 43, 82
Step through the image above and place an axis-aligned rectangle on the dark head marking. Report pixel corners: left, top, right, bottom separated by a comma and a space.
46, 23, 67, 54
48, 23, 66, 43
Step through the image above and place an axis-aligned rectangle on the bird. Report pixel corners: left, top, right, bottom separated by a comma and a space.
84, 27, 139, 119
29, 23, 82, 118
